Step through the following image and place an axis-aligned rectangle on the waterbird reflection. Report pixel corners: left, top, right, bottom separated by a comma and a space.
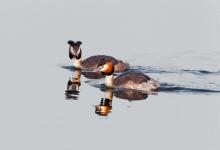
81, 71, 104, 79
65, 69, 81, 100
65, 68, 108, 100
62, 65, 105, 79
95, 89, 113, 116
95, 87, 149, 116
114, 89, 149, 101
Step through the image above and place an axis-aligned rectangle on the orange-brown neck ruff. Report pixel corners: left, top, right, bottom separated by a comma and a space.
101, 61, 114, 76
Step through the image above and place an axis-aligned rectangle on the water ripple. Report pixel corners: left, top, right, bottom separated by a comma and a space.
160, 83, 220, 94
131, 66, 220, 75
61, 65, 220, 94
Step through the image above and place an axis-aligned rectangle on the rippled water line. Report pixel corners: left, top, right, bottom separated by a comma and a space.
159, 82, 220, 94
62, 65, 220, 75
131, 66, 220, 76
61, 65, 220, 95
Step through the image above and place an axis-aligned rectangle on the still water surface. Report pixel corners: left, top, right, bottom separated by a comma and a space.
1, 0, 220, 150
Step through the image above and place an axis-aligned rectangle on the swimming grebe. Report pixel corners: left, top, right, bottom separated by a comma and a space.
96, 60, 160, 92
67, 40, 129, 72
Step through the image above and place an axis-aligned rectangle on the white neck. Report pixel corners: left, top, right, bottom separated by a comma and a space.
73, 58, 82, 69
105, 75, 113, 87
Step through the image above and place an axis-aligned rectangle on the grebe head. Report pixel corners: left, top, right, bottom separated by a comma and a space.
97, 59, 114, 76
67, 40, 82, 60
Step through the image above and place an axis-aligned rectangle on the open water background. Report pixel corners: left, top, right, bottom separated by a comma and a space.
0, 0, 220, 149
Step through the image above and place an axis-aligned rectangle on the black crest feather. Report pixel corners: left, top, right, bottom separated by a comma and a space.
67, 40, 75, 46
75, 41, 82, 46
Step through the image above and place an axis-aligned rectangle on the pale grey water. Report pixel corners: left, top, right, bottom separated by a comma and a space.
1, 0, 220, 150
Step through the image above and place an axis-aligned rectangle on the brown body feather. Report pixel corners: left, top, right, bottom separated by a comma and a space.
81, 55, 129, 72
67, 41, 129, 72
114, 71, 151, 86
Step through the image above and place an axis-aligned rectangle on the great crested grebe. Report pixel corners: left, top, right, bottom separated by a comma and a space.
67, 40, 129, 72
96, 60, 160, 92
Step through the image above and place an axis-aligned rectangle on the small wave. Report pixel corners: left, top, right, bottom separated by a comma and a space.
60, 65, 75, 71
130, 66, 175, 74
131, 66, 220, 76
180, 69, 220, 75
61, 65, 220, 76
160, 83, 220, 94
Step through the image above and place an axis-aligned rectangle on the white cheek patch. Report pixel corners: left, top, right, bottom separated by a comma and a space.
96, 66, 103, 71
100, 64, 108, 72
69, 46, 75, 55
76, 48, 81, 56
